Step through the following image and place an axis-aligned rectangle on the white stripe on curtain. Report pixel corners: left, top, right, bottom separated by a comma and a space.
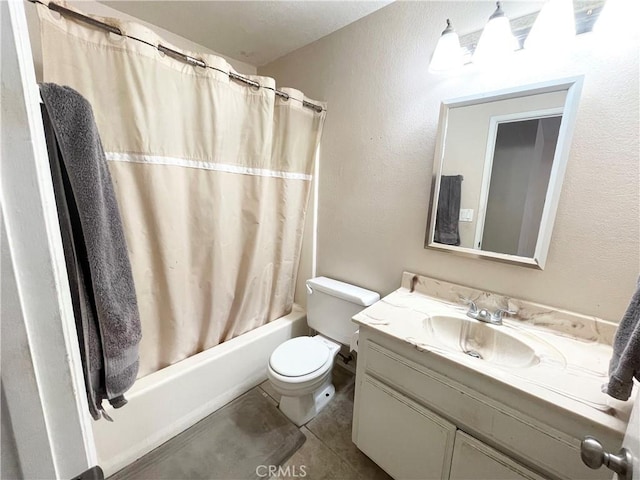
105, 152, 313, 181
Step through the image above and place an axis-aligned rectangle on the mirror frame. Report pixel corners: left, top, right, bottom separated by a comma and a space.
425, 76, 584, 269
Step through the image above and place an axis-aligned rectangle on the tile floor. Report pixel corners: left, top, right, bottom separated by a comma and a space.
259, 365, 392, 480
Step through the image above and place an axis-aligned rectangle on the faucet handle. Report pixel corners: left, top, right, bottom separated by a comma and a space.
491, 308, 516, 322
460, 297, 478, 313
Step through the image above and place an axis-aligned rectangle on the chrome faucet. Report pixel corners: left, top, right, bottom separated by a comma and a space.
464, 300, 490, 322
463, 299, 515, 325
490, 308, 517, 325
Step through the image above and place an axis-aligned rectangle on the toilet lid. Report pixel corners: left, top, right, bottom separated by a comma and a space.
269, 337, 330, 377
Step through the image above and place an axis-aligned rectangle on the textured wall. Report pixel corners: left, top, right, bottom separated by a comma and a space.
260, 1, 639, 322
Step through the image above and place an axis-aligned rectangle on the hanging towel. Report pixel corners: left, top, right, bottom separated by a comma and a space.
40, 83, 141, 420
606, 276, 640, 401
434, 175, 463, 246
42, 104, 103, 420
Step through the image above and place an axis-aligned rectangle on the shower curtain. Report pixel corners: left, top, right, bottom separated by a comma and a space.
38, 4, 326, 377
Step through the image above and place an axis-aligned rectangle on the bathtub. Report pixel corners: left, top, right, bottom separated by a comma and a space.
92, 305, 308, 476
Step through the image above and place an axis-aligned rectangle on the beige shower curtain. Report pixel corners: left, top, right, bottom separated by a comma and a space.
38, 3, 325, 377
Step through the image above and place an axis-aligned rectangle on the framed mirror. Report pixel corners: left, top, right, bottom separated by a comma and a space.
425, 77, 584, 269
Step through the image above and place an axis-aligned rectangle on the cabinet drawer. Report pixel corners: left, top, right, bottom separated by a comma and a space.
363, 340, 604, 480
355, 375, 456, 480
450, 431, 545, 480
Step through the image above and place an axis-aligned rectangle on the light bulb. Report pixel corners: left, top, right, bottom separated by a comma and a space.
525, 0, 576, 51
473, 2, 519, 66
429, 19, 463, 73
594, 0, 640, 37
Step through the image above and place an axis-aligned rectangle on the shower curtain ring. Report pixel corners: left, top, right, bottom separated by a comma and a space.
187, 56, 207, 69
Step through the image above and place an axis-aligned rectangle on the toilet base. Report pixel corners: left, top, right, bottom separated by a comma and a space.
278, 374, 335, 426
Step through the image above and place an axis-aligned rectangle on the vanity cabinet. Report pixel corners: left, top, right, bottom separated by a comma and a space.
356, 375, 456, 479
355, 372, 542, 480
352, 327, 617, 480
449, 431, 544, 480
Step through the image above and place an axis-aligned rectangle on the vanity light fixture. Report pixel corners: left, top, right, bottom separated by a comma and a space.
429, 19, 464, 73
472, 2, 519, 66
429, 0, 606, 73
593, 0, 639, 36
525, 0, 576, 51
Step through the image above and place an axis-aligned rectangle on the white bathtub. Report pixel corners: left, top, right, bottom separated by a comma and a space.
92, 305, 308, 477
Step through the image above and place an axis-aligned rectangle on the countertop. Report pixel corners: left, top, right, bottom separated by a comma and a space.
352, 274, 634, 438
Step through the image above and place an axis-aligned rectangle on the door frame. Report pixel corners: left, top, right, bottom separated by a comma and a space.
473, 107, 564, 251
1, 0, 97, 477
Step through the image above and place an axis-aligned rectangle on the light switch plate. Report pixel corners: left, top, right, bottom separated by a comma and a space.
459, 209, 474, 222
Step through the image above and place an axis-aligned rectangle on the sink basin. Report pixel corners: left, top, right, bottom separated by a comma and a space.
424, 315, 539, 369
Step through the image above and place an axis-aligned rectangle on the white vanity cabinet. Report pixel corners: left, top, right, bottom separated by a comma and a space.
352, 326, 619, 480
449, 431, 544, 480
356, 375, 456, 479
355, 373, 542, 480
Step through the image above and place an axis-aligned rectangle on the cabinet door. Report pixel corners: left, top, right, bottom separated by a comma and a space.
355, 375, 456, 479
450, 431, 545, 480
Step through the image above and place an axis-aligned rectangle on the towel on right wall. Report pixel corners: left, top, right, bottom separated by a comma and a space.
606, 276, 640, 401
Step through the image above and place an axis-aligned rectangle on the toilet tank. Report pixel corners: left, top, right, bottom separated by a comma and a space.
306, 277, 380, 345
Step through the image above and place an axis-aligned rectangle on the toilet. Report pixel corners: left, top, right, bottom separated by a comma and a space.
267, 277, 379, 426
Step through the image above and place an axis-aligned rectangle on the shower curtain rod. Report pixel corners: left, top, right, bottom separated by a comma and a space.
28, 0, 325, 113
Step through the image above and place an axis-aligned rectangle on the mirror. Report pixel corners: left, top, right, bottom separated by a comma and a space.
426, 77, 584, 269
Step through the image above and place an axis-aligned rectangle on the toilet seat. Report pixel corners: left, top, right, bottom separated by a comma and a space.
267, 335, 341, 426
269, 337, 330, 377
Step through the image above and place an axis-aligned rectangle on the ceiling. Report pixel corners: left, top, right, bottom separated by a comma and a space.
100, 1, 394, 66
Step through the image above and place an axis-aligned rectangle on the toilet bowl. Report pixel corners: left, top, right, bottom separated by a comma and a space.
267, 277, 380, 426
267, 335, 340, 426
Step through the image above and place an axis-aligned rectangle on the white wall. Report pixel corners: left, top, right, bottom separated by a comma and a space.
1, 386, 22, 480
24, 0, 257, 81
1, 216, 22, 480
260, 1, 640, 322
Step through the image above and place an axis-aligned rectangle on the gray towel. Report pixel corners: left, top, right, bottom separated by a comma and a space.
434, 175, 462, 246
40, 83, 141, 419
606, 276, 640, 401
42, 103, 103, 420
